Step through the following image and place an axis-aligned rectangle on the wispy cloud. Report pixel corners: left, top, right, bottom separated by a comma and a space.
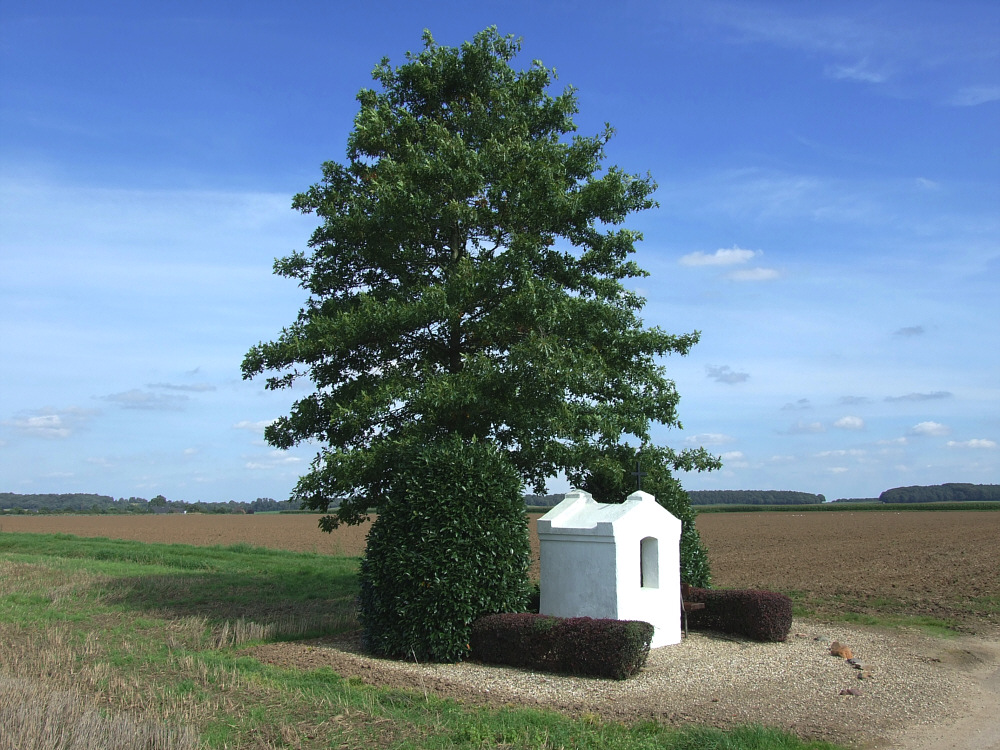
787, 421, 826, 434
233, 419, 276, 432
782, 398, 812, 411
947, 439, 997, 449
838, 396, 870, 406
148, 382, 217, 392
950, 86, 1000, 107
885, 391, 952, 402
909, 421, 951, 437
706, 365, 749, 384
727, 267, 779, 282
100, 389, 188, 411
825, 59, 887, 83
702, 4, 877, 57
3, 407, 97, 439
693, 2, 998, 105
892, 325, 925, 337
679, 246, 759, 266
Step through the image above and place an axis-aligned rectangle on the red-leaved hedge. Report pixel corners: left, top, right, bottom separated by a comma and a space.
684, 587, 793, 642
469, 613, 653, 679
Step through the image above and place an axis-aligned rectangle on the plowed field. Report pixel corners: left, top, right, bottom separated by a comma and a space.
3, 509, 997, 631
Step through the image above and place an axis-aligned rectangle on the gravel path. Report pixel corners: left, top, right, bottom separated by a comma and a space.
248, 619, 1000, 748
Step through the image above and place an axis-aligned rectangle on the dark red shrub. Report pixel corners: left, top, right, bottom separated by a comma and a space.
470, 613, 653, 679
684, 587, 792, 642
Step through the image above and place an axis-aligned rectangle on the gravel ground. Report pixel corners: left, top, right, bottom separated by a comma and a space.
248, 619, 999, 748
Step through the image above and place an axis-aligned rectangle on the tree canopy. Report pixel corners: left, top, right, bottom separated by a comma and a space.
242, 28, 718, 527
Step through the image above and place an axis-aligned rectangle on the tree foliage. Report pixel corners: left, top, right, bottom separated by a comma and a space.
242, 28, 717, 527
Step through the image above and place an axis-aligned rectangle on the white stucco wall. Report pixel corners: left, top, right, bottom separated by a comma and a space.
537, 489, 681, 648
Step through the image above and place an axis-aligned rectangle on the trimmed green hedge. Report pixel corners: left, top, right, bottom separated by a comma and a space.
470, 613, 654, 679
358, 436, 531, 662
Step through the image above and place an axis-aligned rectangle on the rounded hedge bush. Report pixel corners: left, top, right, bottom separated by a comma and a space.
358, 436, 531, 662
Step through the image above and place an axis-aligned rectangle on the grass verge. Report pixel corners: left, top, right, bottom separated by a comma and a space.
0, 531, 844, 749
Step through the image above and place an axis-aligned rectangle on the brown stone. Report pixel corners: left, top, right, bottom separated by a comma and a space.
830, 641, 854, 659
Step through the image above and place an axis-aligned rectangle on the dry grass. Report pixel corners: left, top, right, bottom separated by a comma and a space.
0, 674, 198, 750
0, 547, 365, 749
211, 611, 358, 649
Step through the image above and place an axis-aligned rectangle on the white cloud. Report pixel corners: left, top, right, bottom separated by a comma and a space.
892, 325, 924, 337
11, 414, 71, 439
946, 439, 997, 449
4, 407, 97, 439
685, 433, 735, 446
834, 416, 865, 430
245, 452, 303, 470
679, 246, 759, 266
909, 421, 951, 437
720, 450, 749, 468
877, 437, 908, 445
706, 365, 749, 384
727, 267, 779, 282
816, 449, 865, 457
950, 86, 1000, 107
828, 467, 850, 474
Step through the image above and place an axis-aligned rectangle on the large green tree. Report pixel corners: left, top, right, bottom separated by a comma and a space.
243, 28, 718, 529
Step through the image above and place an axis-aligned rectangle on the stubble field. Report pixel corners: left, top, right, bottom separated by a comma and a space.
3, 509, 997, 631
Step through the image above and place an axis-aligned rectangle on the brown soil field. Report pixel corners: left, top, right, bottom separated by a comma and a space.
3, 509, 997, 631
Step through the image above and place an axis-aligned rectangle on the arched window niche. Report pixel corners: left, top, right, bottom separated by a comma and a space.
640, 536, 659, 589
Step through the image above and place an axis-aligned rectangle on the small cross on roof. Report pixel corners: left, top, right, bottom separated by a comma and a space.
631, 458, 647, 491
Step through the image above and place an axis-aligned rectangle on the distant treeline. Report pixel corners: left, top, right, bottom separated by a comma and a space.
687, 490, 826, 505
524, 494, 566, 508
526, 490, 827, 506
0, 493, 300, 514
879, 483, 1000, 503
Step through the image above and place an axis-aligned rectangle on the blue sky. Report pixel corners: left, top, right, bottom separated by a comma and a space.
1, 1, 997, 503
